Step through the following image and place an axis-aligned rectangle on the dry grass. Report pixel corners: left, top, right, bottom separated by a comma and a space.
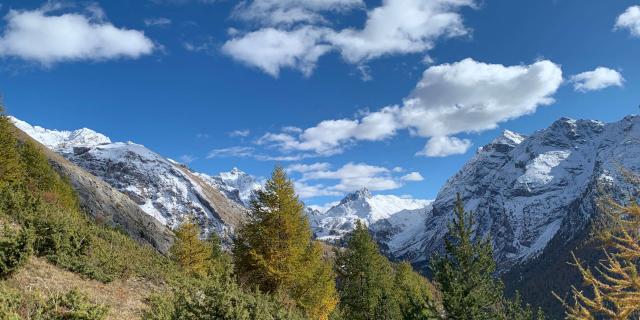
5, 257, 163, 320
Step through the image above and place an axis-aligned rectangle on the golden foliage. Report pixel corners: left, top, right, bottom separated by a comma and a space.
558, 178, 640, 320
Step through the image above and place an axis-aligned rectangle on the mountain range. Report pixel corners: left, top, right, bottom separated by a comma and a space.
11, 114, 640, 314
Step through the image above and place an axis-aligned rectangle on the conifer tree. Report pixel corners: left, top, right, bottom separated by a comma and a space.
334, 221, 402, 320
233, 167, 337, 320
558, 187, 640, 320
170, 221, 210, 277
395, 261, 440, 319
430, 194, 503, 320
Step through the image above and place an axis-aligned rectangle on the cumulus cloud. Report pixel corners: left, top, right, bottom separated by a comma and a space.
615, 6, 640, 37
400, 171, 424, 181
233, 0, 364, 26
0, 6, 155, 65
328, 0, 474, 63
417, 136, 471, 157
222, 27, 331, 77
223, 0, 475, 76
570, 67, 624, 92
287, 162, 424, 198
260, 58, 563, 157
144, 17, 172, 27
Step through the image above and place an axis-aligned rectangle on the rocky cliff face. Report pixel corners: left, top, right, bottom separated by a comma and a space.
389, 116, 640, 272
11, 117, 252, 244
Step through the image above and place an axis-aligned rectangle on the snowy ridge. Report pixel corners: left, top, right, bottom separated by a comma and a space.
392, 115, 640, 271
12, 117, 251, 241
196, 168, 262, 206
309, 187, 431, 241
10, 116, 111, 151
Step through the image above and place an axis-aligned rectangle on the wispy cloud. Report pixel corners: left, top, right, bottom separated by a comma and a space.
144, 17, 172, 27
228, 129, 250, 138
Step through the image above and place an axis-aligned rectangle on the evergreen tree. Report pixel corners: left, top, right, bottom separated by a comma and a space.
430, 194, 503, 320
334, 221, 402, 320
233, 167, 337, 320
170, 221, 210, 277
395, 261, 440, 319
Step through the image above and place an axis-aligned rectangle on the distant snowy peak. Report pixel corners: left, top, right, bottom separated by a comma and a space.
310, 187, 431, 241
196, 168, 261, 207
10, 116, 111, 151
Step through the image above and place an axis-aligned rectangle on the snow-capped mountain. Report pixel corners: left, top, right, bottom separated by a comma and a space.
309, 187, 431, 241
195, 168, 261, 207
390, 116, 640, 271
11, 117, 251, 242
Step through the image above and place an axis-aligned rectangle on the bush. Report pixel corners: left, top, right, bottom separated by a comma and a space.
144, 272, 306, 320
0, 225, 33, 278
0, 286, 109, 320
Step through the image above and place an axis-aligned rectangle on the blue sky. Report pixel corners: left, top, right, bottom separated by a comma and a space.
1, 0, 638, 207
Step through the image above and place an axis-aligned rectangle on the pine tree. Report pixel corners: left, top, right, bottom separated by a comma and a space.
394, 261, 440, 319
557, 187, 640, 320
430, 194, 503, 320
334, 221, 402, 320
233, 167, 337, 320
170, 221, 210, 277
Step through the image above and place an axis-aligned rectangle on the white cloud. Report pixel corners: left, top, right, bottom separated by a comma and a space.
570, 67, 624, 92
207, 146, 255, 158
258, 106, 399, 155
144, 17, 172, 27
287, 162, 332, 173
0, 7, 155, 65
307, 201, 340, 213
328, 0, 474, 63
401, 171, 424, 181
228, 129, 251, 137
233, 0, 364, 26
615, 5, 640, 37
179, 154, 197, 164
294, 181, 342, 198
417, 136, 471, 157
183, 37, 216, 55
222, 26, 331, 77
260, 58, 563, 157
287, 162, 425, 198
223, 0, 475, 76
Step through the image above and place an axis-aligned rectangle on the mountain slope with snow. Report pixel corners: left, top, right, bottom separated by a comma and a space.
309, 188, 431, 241
391, 116, 640, 272
12, 117, 253, 242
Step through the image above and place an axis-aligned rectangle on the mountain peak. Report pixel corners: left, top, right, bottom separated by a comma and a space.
340, 187, 372, 204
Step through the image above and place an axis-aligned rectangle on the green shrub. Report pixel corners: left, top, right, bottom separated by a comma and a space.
0, 286, 108, 320
144, 272, 306, 320
41, 289, 109, 320
0, 225, 33, 278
